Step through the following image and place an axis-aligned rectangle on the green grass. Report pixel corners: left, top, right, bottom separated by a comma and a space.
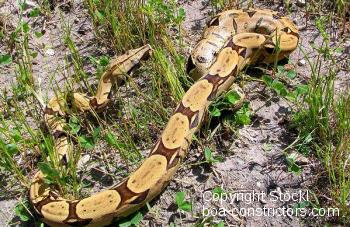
0, 1, 190, 223
292, 69, 350, 223
289, 14, 350, 224
307, 0, 349, 16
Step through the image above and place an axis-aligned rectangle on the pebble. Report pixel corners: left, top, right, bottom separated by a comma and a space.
256, 181, 262, 188
45, 48, 55, 56
297, 59, 306, 66
77, 154, 91, 169
296, 0, 306, 7
25, 0, 38, 7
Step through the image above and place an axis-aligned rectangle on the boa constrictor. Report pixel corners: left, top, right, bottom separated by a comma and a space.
29, 8, 299, 226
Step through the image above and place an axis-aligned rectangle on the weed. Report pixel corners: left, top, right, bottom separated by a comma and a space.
118, 212, 143, 227
0, 54, 12, 65
290, 13, 350, 224
175, 191, 192, 212
14, 199, 32, 222
285, 153, 302, 174
204, 147, 222, 164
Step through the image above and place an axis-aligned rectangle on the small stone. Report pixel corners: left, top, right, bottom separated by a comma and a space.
256, 181, 262, 188
25, 0, 38, 7
297, 59, 306, 66
296, 0, 306, 7
77, 154, 91, 169
284, 64, 294, 71
45, 48, 55, 56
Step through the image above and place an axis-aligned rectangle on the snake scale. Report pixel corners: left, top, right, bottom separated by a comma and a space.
29, 8, 299, 226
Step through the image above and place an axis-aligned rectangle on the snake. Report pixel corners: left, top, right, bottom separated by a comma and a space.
29, 8, 299, 227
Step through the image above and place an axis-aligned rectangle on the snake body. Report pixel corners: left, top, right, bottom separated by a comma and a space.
29, 9, 299, 226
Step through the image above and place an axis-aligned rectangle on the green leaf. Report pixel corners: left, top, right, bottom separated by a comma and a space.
287, 70, 297, 79
262, 143, 272, 152
0, 54, 12, 65
175, 8, 186, 24
204, 147, 220, 164
304, 133, 313, 143
21, 22, 30, 33
175, 191, 192, 212
95, 10, 105, 21
334, 47, 344, 53
295, 84, 308, 95
99, 56, 109, 66
34, 31, 43, 38
105, 131, 117, 146
262, 75, 273, 85
212, 186, 226, 197
209, 106, 221, 117
37, 162, 60, 178
234, 102, 251, 125
31, 51, 38, 58
119, 221, 132, 227
289, 163, 301, 174
286, 153, 302, 174
277, 65, 285, 73
293, 200, 311, 210
19, 2, 29, 10
178, 8, 186, 18
119, 212, 143, 227
130, 212, 143, 225
105, 131, 127, 150
78, 136, 94, 149
6, 143, 19, 155
271, 80, 288, 96
92, 127, 101, 142
179, 201, 192, 211
11, 129, 22, 142
217, 221, 225, 227
286, 91, 297, 102
15, 202, 30, 222
175, 191, 185, 205
29, 7, 41, 17
204, 147, 213, 161
225, 90, 241, 105
235, 112, 251, 125
68, 116, 81, 134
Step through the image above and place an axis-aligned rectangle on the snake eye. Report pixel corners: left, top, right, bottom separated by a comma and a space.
282, 27, 292, 33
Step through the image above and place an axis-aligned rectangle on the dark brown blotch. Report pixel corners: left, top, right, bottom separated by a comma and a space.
243, 9, 256, 18
63, 200, 93, 226
150, 139, 180, 164
186, 56, 196, 74
114, 180, 142, 207
44, 107, 55, 115
52, 130, 66, 139
167, 155, 181, 170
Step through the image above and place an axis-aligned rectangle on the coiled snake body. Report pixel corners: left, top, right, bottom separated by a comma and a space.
29, 8, 299, 226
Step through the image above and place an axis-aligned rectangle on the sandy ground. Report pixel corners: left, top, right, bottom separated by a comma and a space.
0, 0, 349, 226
